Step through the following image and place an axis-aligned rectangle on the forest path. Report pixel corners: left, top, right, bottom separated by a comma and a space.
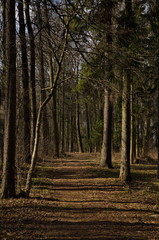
1, 152, 159, 239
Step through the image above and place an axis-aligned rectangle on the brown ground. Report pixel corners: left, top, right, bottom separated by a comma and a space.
0, 152, 159, 240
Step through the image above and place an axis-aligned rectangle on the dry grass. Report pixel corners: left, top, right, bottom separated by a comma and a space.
0, 152, 159, 239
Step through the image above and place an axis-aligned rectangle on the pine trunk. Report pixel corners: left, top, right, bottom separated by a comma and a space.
76, 93, 84, 153
52, 92, 59, 158
100, 89, 113, 168
85, 103, 92, 153
25, 0, 36, 152
1, 0, 16, 199
37, 2, 49, 155
119, 72, 132, 182
18, 0, 31, 163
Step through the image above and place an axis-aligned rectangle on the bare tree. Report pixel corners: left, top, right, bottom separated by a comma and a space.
25, 23, 69, 196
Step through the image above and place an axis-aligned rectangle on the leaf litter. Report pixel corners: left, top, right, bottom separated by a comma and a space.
0, 152, 159, 240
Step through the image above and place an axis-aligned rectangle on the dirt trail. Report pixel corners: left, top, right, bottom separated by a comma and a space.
1, 153, 159, 239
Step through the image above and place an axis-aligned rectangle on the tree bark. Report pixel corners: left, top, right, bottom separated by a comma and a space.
18, 0, 31, 163
24, 0, 37, 152
119, 72, 132, 182
60, 84, 65, 154
157, 67, 159, 178
37, 2, 49, 155
0, 0, 6, 167
119, 0, 133, 182
52, 92, 60, 157
1, 0, 16, 199
44, 0, 60, 157
155, 0, 159, 178
100, 0, 114, 167
130, 82, 136, 164
25, 26, 68, 197
100, 89, 113, 168
76, 92, 84, 153
69, 105, 74, 152
85, 103, 92, 153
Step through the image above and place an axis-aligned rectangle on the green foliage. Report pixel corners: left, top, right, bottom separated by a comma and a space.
70, 16, 86, 34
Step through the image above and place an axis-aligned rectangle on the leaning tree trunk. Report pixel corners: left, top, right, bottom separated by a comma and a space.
1, 0, 16, 199
25, 27, 68, 197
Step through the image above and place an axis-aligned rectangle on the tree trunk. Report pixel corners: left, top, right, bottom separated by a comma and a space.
119, 72, 132, 182
0, 0, 6, 167
156, 0, 159, 179
100, 89, 113, 168
24, 0, 37, 152
100, 0, 114, 166
136, 117, 140, 160
60, 84, 65, 154
25, 23, 68, 196
18, 0, 31, 163
76, 93, 84, 153
1, 0, 16, 199
119, 0, 133, 182
37, 2, 49, 155
142, 118, 150, 157
130, 82, 136, 164
44, 0, 59, 157
69, 106, 74, 152
157, 33, 159, 178
157, 69, 159, 178
52, 92, 59, 157
85, 103, 92, 153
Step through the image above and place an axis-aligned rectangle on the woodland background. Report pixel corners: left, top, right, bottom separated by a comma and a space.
1, 0, 159, 198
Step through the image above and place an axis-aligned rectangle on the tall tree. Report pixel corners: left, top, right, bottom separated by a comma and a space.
154, 0, 159, 178
18, 0, 31, 163
25, 15, 69, 196
44, 0, 60, 157
100, 89, 113, 168
76, 91, 84, 153
0, 0, 6, 167
119, 0, 133, 182
1, 0, 16, 198
24, 0, 37, 151
37, 1, 50, 155
100, 0, 114, 168
119, 71, 131, 181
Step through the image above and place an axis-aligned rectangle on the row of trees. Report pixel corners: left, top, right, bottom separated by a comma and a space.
0, 0, 159, 198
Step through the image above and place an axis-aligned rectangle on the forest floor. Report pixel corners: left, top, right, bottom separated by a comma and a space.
0, 152, 159, 240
